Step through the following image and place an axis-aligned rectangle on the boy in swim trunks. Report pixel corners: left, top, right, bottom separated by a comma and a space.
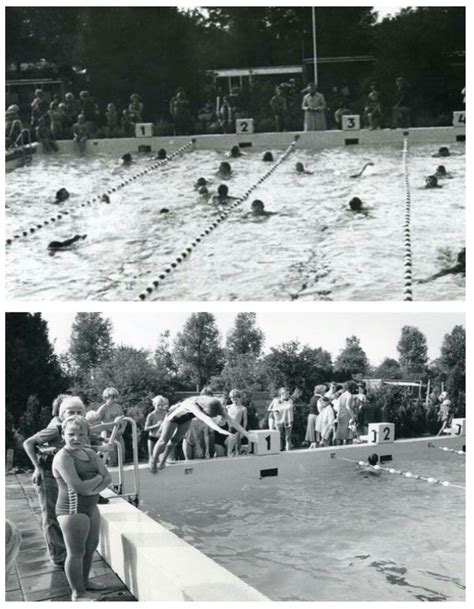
145, 395, 169, 465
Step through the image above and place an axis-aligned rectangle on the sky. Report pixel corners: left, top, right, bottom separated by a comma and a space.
42, 312, 464, 366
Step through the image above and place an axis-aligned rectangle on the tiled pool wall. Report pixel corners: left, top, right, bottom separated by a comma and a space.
36, 125, 464, 157
98, 434, 464, 601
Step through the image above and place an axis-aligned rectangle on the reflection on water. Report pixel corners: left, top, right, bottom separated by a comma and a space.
146, 453, 465, 601
6, 144, 464, 301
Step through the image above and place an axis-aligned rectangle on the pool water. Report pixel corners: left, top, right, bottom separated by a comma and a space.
5, 143, 465, 301
145, 452, 465, 601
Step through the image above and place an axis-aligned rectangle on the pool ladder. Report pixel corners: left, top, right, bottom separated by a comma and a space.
13, 124, 33, 165
100, 417, 140, 506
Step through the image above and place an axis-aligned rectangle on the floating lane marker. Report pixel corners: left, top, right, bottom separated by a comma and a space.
427, 442, 465, 456
6, 139, 196, 248
137, 136, 299, 300
402, 132, 413, 301
334, 454, 465, 490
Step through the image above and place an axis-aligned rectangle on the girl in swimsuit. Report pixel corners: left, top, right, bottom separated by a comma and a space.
150, 395, 257, 472
52, 415, 112, 601
226, 389, 248, 455
144, 396, 169, 465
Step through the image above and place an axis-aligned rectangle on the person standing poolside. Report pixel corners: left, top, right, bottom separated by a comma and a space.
145, 395, 169, 465
436, 392, 453, 436
302, 83, 327, 131
226, 389, 248, 455
183, 418, 210, 460
270, 85, 288, 132
30, 89, 48, 128
90, 388, 126, 467
364, 83, 383, 129
23, 396, 88, 567
72, 114, 89, 155
333, 382, 356, 445
317, 396, 335, 446
149, 395, 257, 472
305, 385, 327, 448
267, 387, 294, 452
52, 415, 112, 601
105, 103, 119, 138
36, 115, 59, 153
392, 76, 411, 128
128, 93, 144, 123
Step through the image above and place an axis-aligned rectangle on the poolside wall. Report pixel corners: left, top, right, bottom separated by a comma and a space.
97, 435, 464, 601
97, 492, 268, 601
39, 125, 464, 156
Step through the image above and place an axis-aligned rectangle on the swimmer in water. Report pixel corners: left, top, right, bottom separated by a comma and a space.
217, 161, 232, 178
350, 161, 374, 178
349, 197, 364, 211
424, 175, 442, 189
121, 153, 133, 166
434, 165, 452, 179
48, 234, 87, 252
54, 188, 70, 204
212, 184, 238, 204
194, 177, 209, 189
432, 146, 450, 158
296, 162, 313, 175
156, 148, 167, 160
101, 194, 110, 204
262, 151, 274, 162
198, 185, 211, 201
229, 145, 242, 158
358, 453, 381, 476
160, 208, 169, 214
417, 247, 465, 283
250, 199, 276, 217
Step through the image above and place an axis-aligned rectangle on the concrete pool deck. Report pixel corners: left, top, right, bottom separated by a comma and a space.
5, 472, 136, 602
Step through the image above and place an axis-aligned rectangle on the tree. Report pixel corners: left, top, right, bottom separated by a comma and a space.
397, 326, 428, 379
69, 313, 114, 379
374, 357, 403, 379
334, 336, 370, 378
173, 313, 224, 391
226, 313, 264, 361
6, 313, 68, 426
437, 325, 465, 414
262, 340, 333, 401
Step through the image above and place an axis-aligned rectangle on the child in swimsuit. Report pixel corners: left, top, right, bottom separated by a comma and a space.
145, 395, 169, 465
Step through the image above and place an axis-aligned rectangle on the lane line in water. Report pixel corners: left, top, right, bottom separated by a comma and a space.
137, 136, 299, 300
402, 133, 413, 301
5, 139, 196, 248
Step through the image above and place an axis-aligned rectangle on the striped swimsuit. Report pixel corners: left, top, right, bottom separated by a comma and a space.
54, 448, 100, 517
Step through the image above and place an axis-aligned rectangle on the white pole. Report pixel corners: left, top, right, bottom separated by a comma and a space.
312, 7, 318, 85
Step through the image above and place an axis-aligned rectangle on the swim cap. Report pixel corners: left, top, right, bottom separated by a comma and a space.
263, 151, 274, 162
349, 197, 363, 210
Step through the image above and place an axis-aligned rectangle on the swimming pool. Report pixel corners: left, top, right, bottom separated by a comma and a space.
5, 140, 464, 301
116, 437, 465, 602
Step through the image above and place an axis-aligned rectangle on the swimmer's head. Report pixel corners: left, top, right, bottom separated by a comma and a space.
157, 148, 167, 159
7, 104, 20, 114
121, 153, 132, 165
198, 185, 209, 195
251, 199, 265, 214
160, 207, 169, 214
349, 197, 363, 210
436, 165, 446, 175
230, 145, 241, 158
61, 414, 89, 435
55, 188, 70, 202
196, 177, 207, 188
101, 194, 110, 203
263, 151, 274, 162
457, 247, 465, 266
152, 395, 169, 410
202, 398, 223, 417
102, 387, 119, 401
218, 184, 229, 197
200, 386, 214, 397
296, 162, 305, 173
59, 397, 86, 420
219, 161, 231, 175
367, 453, 379, 466
425, 175, 438, 188
437, 146, 450, 157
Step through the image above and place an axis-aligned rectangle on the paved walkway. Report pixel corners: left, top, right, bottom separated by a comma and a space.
5, 472, 136, 602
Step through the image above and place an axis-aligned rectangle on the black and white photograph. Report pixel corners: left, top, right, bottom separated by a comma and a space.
5, 311, 466, 601
4, 4, 465, 301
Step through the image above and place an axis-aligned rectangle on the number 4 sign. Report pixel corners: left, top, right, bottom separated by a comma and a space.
452, 111, 466, 127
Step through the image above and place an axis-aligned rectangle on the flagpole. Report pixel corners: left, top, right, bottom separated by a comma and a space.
312, 6, 318, 85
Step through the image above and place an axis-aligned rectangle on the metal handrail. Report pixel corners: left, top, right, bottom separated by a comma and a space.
102, 417, 140, 506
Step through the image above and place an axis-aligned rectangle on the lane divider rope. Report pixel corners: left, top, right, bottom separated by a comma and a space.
402, 133, 413, 301
5, 139, 196, 247
427, 442, 465, 456
137, 135, 299, 301
334, 455, 465, 490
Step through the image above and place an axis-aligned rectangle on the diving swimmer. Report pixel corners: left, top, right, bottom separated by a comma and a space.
48, 234, 87, 251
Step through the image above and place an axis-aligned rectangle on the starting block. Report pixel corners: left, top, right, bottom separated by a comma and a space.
249, 429, 280, 455
135, 122, 153, 137
368, 422, 395, 444
450, 418, 465, 436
